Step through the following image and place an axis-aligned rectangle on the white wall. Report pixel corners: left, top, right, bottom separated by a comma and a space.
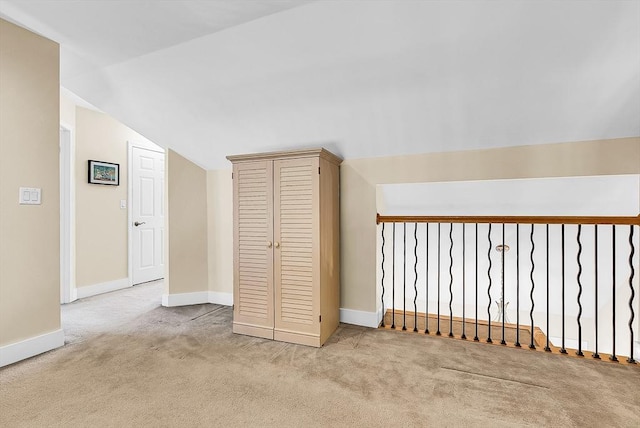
61, 1, 640, 169
379, 175, 640, 216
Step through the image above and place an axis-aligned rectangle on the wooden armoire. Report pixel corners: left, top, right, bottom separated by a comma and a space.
226, 148, 342, 347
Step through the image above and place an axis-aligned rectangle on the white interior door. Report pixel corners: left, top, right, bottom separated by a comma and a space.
132, 146, 165, 285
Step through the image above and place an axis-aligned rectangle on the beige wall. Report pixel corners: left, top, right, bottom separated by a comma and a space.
202, 138, 640, 315
207, 169, 233, 293
341, 137, 640, 312
167, 150, 209, 294
0, 19, 60, 346
74, 107, 158, 288
75, 108, 128, 287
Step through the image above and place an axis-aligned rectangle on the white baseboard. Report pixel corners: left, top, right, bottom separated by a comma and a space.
162, 291, 233, 307
209, 291, 233, 306
76, 278, 130, 299
340, 308, 383, 328
0, 329, 64, 368
161, 291, 210, 307
162, 294, 380, 329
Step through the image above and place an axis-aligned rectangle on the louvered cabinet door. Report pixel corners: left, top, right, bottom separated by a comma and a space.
232, 161, 274, 339
273, 158, 320, 346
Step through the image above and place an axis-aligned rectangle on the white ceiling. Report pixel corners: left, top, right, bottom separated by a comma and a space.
0, 0, 306, 80
1, 0, 638, 169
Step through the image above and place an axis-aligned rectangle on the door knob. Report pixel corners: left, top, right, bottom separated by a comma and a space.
134, 221, 146, 227
267, 241, 273, 248
274, 242, 280, 248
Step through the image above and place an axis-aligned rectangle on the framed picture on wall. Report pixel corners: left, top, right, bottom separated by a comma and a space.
88, 160, 119, 186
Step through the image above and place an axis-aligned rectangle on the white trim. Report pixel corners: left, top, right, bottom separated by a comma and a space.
339, 308, 383, 328
208, 291, 233, 306
76, 278, 130, 299
128, 141, 165, 287
59, 123, 76, 304
127, 142, 133, 287
128, 139, 164, 153
0, 329, 64, 368
161, 291, 210, 307
161, 291, 233, 307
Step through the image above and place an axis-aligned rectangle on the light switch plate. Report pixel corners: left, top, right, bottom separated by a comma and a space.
120, 199, 127, 209
19, 187, 41, 205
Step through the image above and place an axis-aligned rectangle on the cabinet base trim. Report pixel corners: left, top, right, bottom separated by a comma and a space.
274, 329, 321, 347
233, 322, 274, 340
339, 308, 383, 328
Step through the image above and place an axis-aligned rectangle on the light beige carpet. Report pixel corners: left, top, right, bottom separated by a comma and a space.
1, 281, 639, 427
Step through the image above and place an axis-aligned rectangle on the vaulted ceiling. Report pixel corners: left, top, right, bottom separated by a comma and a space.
1, 0, 638, 169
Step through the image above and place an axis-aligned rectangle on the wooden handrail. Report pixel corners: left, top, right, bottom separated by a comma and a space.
376, 213, 640, 226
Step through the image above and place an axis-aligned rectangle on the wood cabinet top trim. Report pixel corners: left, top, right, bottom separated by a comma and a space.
227, 148, 342, 165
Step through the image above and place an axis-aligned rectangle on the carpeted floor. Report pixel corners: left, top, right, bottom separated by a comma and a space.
1, 281, 639, 427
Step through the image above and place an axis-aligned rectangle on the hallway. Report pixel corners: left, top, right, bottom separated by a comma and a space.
61, 280, 164, 345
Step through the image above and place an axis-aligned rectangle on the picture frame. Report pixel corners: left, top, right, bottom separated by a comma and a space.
88, 160, 119, 186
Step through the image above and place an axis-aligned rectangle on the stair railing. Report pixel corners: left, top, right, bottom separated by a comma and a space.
377, 214, 640, 364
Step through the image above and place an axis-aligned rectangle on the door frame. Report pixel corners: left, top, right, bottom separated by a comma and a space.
60, 123, 76, 303
127, 140, 165, 286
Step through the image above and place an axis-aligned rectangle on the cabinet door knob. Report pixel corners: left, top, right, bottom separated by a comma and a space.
267, 241, 273, 248
274, 242, 280, 248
